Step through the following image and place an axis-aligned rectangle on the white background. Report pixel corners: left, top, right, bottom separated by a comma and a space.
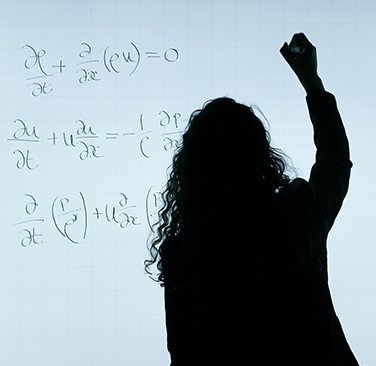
0, 0, 375, 365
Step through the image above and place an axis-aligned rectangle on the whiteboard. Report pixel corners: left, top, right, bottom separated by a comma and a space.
1, 0, 375, 365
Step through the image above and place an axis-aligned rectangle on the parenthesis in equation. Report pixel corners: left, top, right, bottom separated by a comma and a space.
128, 43, 140, 75
51, 193, 87, 244
79, 192, 88, 240
103, 43, 141, 76
52, 196, 65, 239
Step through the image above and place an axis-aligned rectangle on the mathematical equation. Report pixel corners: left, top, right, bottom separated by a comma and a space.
14, 188, 162, 246
8, 110, 184, 169
22, 42, 179, 97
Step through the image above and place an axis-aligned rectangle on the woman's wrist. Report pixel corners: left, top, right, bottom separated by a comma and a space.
300, 75, 325, 94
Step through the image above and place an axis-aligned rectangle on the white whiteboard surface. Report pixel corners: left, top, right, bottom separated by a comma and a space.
1, 0, 375, 365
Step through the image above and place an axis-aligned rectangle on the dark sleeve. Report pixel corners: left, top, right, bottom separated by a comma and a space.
306, 90, 353, 235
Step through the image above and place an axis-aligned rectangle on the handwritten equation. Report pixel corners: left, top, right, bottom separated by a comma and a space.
22, 42, 179, 97
8, 111, 184, 169
14, 188, 162, 246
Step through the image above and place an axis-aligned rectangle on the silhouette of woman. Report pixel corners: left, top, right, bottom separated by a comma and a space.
145, 33, 359, 366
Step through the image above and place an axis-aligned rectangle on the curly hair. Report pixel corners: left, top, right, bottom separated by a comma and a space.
144, 97, 305, 285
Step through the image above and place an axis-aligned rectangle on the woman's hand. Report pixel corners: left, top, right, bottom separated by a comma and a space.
280, 33, 325, 94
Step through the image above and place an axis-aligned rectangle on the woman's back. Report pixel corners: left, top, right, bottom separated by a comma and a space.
162, 177, 355, 365
162, 179, 326, 364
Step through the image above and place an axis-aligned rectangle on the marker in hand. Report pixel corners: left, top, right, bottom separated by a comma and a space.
289, 46, 305, 53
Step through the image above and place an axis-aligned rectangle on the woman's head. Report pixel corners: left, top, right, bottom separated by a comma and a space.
177, 97, 291, 212
145, 97, 296, 284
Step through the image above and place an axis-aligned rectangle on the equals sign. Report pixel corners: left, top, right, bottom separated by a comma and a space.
145, 52, 160, 58
106, 133, 119, 140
